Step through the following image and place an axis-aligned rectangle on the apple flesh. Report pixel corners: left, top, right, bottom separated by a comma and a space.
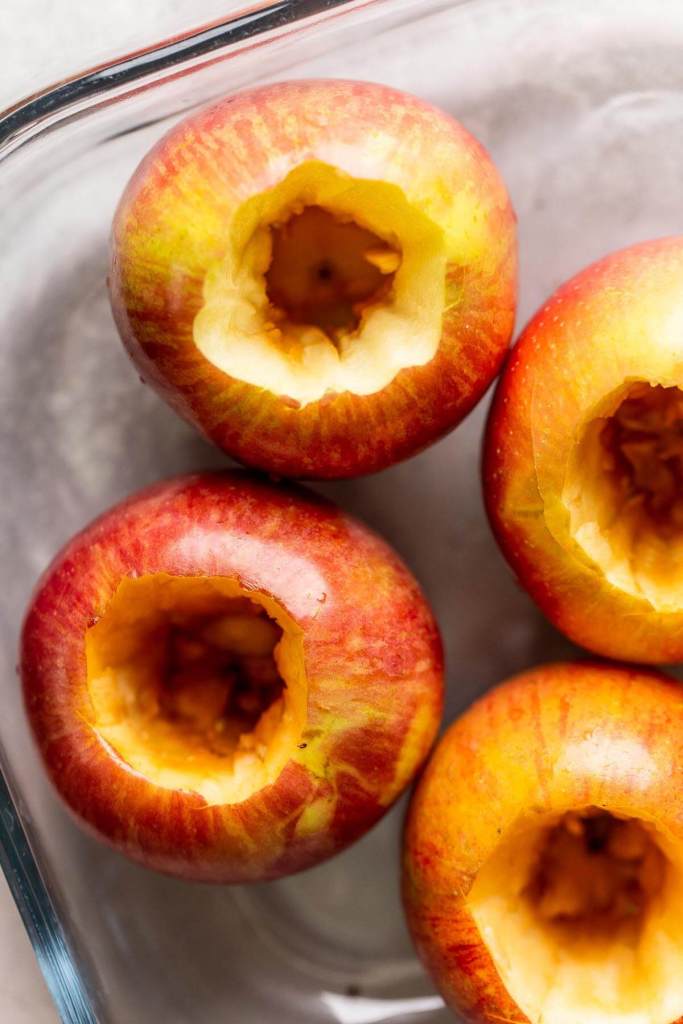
403, 661, 683, 1024
110, 78, 517, 479
21, 472, 443, 882
484, 237, 683, 662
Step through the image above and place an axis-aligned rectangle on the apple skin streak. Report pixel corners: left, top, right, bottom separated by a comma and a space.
21, 471, 443, 883
484, 236, 683, 663
402, 661, 683, 1024
110, 78, 517, 479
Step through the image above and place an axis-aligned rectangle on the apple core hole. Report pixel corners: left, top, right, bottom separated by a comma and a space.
264, 205, 400, 345
468, 807, 683, 1024
157, 603, 284, 752
564, 382, 683, 608
193, 160, 446, 406
600, 383, 683, 531
524, 809, 664, 935
85, 575, 307, 804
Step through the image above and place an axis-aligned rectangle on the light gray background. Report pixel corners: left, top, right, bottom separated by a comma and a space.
0, 5, 243, 1020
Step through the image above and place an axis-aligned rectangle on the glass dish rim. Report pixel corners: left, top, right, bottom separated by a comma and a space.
0, 2, 373, 1021
0, 0, 380, 161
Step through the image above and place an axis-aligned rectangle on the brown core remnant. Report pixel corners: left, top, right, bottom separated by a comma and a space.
600, 383, 683, 535
87, 578, 307, 803
265, 205, 400, 343
526, 809, 665, 933
158, 599, 285, 758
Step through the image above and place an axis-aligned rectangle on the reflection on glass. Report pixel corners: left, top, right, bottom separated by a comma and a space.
322, 992, 444, 1024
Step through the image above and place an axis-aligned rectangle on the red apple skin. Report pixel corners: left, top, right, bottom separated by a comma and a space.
402, 661, 683, 1024
110, 78, 517, 479
21, 472, 443, 882
484, 237, 683, 663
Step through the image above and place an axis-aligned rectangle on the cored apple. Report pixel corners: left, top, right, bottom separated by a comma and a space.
403, 660, 683, 1024
110, 78, 517, 479
484, 237, 683, 663
21, 472, 443, 882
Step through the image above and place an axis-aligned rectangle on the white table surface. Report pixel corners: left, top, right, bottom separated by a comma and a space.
0, 5, 244, 1020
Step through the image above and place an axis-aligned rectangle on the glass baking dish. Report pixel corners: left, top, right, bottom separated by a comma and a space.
2, 0, 683, 1019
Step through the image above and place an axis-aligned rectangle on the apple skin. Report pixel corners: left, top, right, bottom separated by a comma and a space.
484, 237, 683, 664
110, 78, 517, 480
402, 660, 683, 1024
21, 472, 443, 882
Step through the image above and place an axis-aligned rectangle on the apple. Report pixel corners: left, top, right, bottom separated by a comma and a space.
21, 472, 443, 882
484, 237, 683, 663
110, 78, 517, 479
403, 660, 683, 1024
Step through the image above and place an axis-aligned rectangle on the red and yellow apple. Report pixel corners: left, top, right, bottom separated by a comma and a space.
110, 78, 517, 479
21, 472, 443, 882
485, 237, 683, 663
403, 660, 683, 1024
